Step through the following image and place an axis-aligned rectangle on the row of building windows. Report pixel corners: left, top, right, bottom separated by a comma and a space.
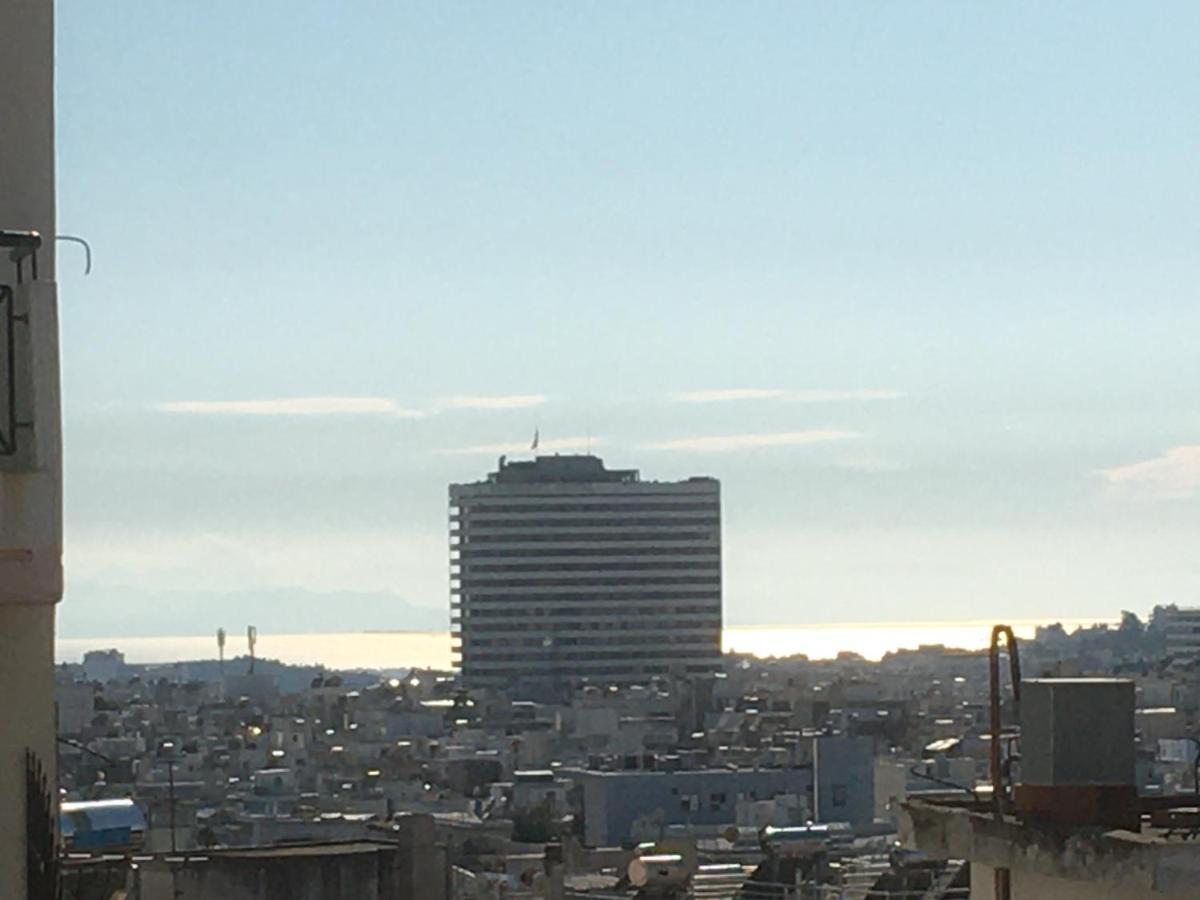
460, 614, 720, 628
463, 634, 719, 649
460, 652, 720, 667
452, 501, 718, 515
456, 546, 719, 560
460, 618, 718, 633
458, 531, 716, 545
453, 516, 719, 532
457, 575, 720, 589
460, 602, 720, 618
459, 590, 721, 603
459, 560, 718, 574
463, 663, 717, 680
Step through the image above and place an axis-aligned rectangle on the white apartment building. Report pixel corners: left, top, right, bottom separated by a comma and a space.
449, 455, 721, 692
1159, 607, 1200, 661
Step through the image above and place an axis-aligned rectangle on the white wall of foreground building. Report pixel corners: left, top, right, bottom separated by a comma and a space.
969, 864, 1197, 900
0, 0, 63, 895
902, 800, 1200, 900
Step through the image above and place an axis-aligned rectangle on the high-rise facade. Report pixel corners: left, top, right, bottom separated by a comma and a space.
449, 455, 721, 691
1159, 607, 1200, 661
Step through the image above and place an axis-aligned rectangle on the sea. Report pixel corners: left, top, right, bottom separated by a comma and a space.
55, 618, 1113, 671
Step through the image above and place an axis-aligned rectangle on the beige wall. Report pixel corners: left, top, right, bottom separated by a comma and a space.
0, 0, 56, 275
0, 606, 57, 891
0, 0, 61, 895
971, 864, 1200, 900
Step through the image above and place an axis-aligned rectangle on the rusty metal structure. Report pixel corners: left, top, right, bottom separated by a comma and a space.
988, 624, 1021, 900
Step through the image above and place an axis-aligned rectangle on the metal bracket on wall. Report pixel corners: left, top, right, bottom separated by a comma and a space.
1, 284, 16, 455
55, 235, 91, 276
1, 230, 42, 285
0, 284, 34, 458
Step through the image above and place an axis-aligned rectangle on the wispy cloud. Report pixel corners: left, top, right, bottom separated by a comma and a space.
671, 388, 904, 404
446, 436, 597, 455
157, 397, 425, 417
644, 429, 857, 453
671, 388, 787, 403
435, 394, 547, 411
1097, 446, 1200, 500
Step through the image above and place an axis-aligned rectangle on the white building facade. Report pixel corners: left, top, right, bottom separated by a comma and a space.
1160, 607, 1200, 661
450, 455, 721, 692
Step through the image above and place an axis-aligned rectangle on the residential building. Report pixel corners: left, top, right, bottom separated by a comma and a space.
0, 1, 64, 893
566, 734, 874, 847
571, 767, 812, 847
1159, 606, 1200, 661
449, 454, 721, 692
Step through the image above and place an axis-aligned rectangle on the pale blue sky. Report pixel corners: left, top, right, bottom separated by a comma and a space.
54, 2, 1200, 636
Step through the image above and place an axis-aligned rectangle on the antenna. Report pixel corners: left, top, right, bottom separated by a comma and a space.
217, 628, 226, 675
247, 625, 257, 675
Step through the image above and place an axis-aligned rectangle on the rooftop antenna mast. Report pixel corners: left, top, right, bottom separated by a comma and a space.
247, 625, 257, 675
217, 628, 226, 675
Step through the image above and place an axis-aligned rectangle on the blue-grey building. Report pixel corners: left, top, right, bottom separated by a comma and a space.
570, 737, 875, 846
60, 799, 147, 853
813, 735, 875, 828
572, 767, 813, 847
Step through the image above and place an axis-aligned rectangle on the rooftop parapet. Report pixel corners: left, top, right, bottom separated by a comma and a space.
487, 454, 639, 485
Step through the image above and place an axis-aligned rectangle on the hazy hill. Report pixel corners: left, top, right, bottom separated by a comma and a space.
58, 583, 446, 638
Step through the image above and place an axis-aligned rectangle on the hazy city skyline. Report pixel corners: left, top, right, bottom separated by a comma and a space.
54, 2, 1200, 637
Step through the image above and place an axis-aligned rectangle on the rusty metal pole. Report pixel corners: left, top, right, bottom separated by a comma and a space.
990, 625, 1021, 900
167, 759, 177, 854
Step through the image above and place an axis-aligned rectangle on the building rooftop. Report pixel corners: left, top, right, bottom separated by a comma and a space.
901, 796, 1200, 897
485, 454, 639, 485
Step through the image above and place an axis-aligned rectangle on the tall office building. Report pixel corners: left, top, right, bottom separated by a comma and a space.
450, 455, 721, 691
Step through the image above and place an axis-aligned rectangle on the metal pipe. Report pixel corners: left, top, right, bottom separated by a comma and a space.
55, 234, 92, 275
167, 759, 177, 854
989, 624, 1020, 900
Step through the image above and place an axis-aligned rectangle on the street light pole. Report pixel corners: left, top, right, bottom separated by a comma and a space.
167, 759, 177, 854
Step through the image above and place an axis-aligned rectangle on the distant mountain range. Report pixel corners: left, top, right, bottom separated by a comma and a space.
58, 584, 447, 638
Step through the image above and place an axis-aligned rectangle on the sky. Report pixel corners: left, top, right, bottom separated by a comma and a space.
53, 2, 1200, 637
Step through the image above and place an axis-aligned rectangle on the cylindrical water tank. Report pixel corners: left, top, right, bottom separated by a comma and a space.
627, 853, 690, 888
